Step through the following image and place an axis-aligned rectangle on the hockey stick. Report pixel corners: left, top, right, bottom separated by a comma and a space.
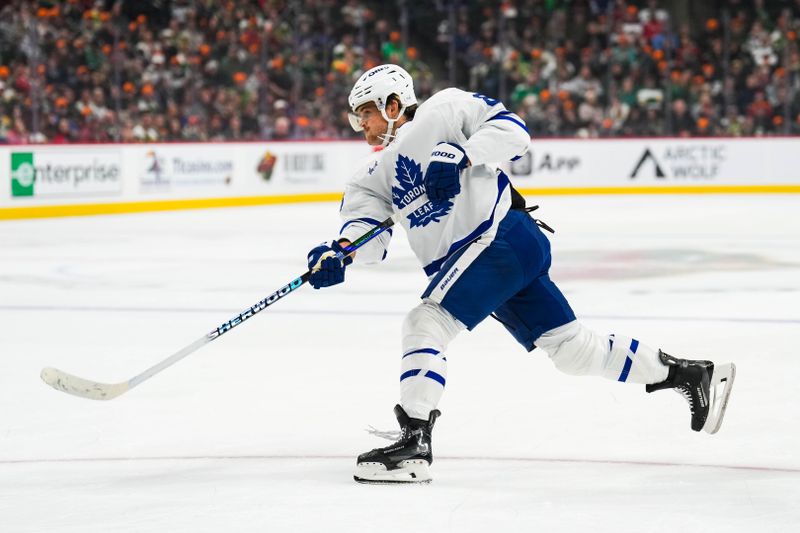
41, 195, 431, 401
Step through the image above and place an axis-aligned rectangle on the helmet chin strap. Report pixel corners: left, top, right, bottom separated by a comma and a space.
378, 121, 396, 147
378, 105, 406, 147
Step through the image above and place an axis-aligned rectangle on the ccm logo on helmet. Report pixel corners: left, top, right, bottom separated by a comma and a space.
431, 151, 456, 159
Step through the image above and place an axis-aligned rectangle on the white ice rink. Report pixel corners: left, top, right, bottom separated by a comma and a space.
1, 194, 799, 532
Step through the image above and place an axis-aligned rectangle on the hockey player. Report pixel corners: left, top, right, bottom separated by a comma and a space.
306, 64, 736, 484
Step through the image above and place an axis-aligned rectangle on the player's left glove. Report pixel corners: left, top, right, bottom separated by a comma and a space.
307, 240, 353, 289
423, 142, 469, 202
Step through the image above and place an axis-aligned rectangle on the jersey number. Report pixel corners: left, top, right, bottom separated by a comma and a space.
472, 92, 500, 107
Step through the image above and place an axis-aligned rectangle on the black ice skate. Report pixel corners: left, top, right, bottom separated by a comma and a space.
354, 405, 440, 484
646, 350, 735, 434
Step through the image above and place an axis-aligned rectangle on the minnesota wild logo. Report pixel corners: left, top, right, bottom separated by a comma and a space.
391, 154, 452, 228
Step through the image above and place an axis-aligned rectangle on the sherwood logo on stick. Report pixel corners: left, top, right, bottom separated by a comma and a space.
208, 277, 303, 339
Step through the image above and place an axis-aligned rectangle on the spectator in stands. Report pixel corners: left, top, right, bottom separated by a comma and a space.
1, 0, 798, 142
670, 99, 695, 137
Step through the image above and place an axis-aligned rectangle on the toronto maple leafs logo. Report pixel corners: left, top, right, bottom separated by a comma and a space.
391, 154, 452, 228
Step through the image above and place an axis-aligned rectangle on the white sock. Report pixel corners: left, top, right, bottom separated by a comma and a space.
400, 299, 464, 419
535, 320, 669, 384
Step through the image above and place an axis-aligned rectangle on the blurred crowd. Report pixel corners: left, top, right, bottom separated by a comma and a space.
0, 0, 435, 143
444, 0, 800, 137
1, 0, 799, 143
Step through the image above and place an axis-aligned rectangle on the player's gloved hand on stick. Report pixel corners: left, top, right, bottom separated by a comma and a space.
423, 142, 469, 202
307, 240, 353, 289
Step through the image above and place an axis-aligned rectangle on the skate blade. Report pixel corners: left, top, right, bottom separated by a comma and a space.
353, 459, 432, 484
703, 363, 736, 435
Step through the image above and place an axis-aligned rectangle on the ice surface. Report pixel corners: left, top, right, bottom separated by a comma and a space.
1, 195, 799, 532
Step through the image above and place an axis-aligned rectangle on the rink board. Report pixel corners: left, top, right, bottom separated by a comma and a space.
0, 137, 799, 219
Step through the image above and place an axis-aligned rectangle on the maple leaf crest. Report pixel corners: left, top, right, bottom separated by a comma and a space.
391, 154, 452, 228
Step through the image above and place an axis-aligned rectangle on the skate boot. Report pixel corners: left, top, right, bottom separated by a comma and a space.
646, 350, 735, 434
354, 405, 440, 484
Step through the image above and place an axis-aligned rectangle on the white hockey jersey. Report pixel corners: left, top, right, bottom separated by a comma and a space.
338, 88, 531, 278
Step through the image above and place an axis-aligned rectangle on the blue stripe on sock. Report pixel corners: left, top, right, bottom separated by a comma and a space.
402, 348, 441, 358
400, 369, 446, 386
618, 357, 633, 382
617, 339, 639, 382
400, 369, 421, 382
424, 370, 446, 386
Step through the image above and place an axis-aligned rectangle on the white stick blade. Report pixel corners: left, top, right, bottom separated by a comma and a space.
40, 367, 129, 401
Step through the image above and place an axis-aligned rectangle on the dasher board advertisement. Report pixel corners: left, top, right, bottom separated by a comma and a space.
9, 148, 122, 199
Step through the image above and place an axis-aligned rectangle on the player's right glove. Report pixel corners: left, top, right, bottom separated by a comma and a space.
307, 240, 353, 289
423, 142, 469, 202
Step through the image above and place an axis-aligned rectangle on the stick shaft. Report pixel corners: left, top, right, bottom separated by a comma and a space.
124, 215, 398, 391
43, 194, 428, 399
127, 335, 212, 389
204, 198, 411, 343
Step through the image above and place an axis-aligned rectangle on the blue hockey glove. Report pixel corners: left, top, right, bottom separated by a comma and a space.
423, 142, 469, 202
307, 240, 353, 289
